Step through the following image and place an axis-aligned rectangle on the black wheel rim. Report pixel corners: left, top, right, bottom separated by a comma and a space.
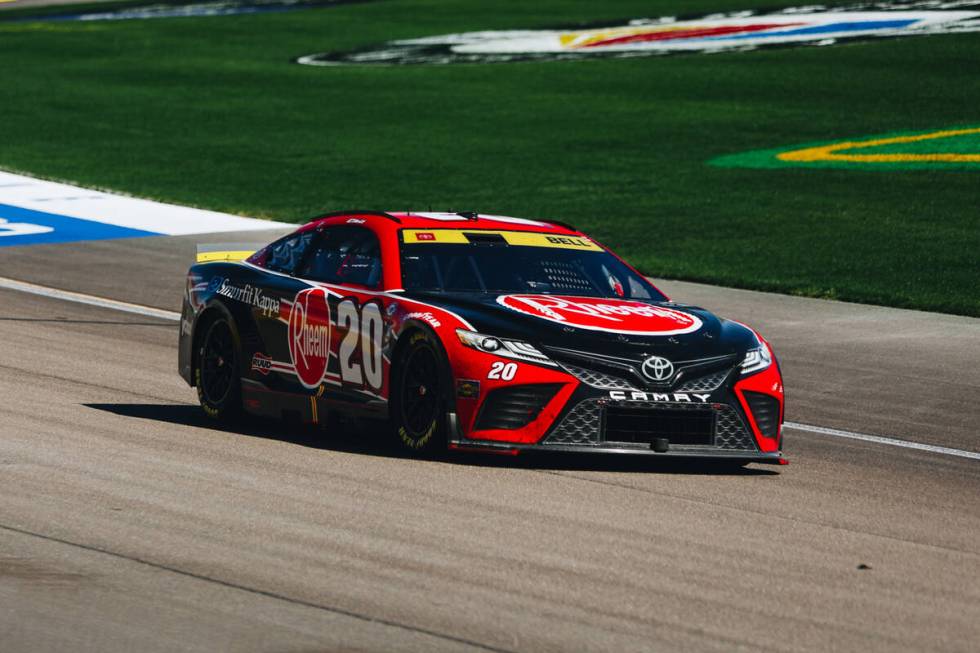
201, 320, 236, 406
400, 345, 440, 437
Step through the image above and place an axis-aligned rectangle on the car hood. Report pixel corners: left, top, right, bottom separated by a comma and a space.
402, 291, 759, 363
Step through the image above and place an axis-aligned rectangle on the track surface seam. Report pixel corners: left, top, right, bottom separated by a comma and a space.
0, 362, 189, 406
536, 471, 980, 558
0, 522, 517, 653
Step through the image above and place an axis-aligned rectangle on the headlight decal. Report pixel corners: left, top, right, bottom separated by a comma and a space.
456, 329, 556, 366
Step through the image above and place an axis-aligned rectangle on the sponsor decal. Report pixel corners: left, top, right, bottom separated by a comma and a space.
215, 279, 281, 317
405, 311, 441, 328
402, 229, 602, 251
609, 390, 711, 403
711, 125, 980, 170
297, 2, 980, 66
456, 379, 481, 399
251, 352, 273, 375
497, 295, 703, 336
288, 287, 332, 389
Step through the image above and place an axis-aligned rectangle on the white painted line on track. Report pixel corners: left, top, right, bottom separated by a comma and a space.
0, 276, 181, 322
785, 422, 980, 461
2, 275, 978, 462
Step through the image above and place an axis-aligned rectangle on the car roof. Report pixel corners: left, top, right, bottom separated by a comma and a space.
299, 211, 581, 235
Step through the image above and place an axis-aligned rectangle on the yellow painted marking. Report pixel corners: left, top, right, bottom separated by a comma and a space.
560, 25, 689, 48
777, 127, 980, 163
310, 396, 319, 424
402, 229, 602, 251
196, 250, 255, 263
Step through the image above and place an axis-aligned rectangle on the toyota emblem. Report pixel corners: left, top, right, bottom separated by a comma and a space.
641, 355, 674, 382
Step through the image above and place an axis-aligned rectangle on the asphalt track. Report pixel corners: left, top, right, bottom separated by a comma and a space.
1, 231, 978, 652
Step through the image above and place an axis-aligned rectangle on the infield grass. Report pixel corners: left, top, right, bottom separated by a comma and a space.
0, 0, 978, 315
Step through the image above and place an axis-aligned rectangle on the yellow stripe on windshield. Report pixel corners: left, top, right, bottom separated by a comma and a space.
402, 229, 602, 251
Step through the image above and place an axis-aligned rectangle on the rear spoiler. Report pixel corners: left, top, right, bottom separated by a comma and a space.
196, 243, 260, 264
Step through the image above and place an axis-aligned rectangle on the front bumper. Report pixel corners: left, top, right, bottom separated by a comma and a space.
450, 352, 785, 463
448, 411, 785, 463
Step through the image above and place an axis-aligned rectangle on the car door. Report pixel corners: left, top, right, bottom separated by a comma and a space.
242, 228, 319, 387
292, 225, 389, 412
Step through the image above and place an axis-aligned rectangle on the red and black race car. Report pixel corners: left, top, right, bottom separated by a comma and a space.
178, 211, 784, 463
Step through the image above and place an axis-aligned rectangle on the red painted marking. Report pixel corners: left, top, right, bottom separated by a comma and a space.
579, 23, 805, 48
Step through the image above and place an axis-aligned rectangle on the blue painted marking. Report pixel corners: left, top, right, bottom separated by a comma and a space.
706, 20, 918, 41
0, 203, 160, 247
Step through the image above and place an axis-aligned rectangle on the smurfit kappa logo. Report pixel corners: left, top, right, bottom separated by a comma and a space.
642, 356, 674, 382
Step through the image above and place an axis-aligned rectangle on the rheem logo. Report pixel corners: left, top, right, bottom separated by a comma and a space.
288, 288, 332, 388
497, 294, 702, 336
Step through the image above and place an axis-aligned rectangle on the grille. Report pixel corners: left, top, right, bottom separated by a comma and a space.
742, 391, 780, 438
543, 399, 757, 451
474, 384, 561, 431
560, 363, 637, 391
604, 407, 714, 446
676, 368, 730, 393
545, 400, 603, 445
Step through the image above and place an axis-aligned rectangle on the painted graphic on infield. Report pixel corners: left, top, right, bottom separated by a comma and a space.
296, 2, 980, 66
710, 127, 980, 170
0, 170, 287, 247
0, 203, 157, 246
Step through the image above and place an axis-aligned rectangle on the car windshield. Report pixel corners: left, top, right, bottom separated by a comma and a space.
399, 230, 666, 300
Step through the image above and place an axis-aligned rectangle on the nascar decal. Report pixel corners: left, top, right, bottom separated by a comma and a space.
497, 295, 703, 336
711, 126, 980, 170
296, 2, 980, 65
288, 287, 332, 389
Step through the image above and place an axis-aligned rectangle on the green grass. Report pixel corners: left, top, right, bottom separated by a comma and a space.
1, 0, 978, 315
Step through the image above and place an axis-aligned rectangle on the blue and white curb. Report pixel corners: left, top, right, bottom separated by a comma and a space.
0, 170, 288, 247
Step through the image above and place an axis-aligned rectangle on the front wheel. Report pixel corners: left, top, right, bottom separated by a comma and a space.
390, 331, 449, 453
195, 316, 242, 421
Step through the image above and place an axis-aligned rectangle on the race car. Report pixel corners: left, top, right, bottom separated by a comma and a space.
178, 211, 784, 463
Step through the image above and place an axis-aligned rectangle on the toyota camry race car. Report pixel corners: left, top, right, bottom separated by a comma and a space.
179, 211, 784, 463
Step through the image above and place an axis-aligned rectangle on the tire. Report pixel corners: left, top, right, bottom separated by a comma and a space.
390, 330, 449, 453
195, 316, 242, 421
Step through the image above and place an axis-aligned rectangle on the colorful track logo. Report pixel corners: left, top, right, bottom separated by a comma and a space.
497, 295, 703, 336
288, 288, 332, 388
711, 126, 980, 170
297, 2, 980, 65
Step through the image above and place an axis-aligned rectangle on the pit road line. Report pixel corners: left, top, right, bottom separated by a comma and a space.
0, 522, 516, 653
784, 422, 980, 460
0, 275, 180, 321
4, 275, 976, 462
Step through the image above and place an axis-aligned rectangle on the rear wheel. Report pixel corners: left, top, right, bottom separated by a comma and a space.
195, 317, 242, 421
390, 331, 448, 453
